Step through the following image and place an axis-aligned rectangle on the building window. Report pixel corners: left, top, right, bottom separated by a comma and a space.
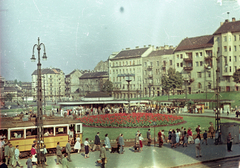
157, 61, 159, 66
133, 61, 135, 65
217, 47, 220, 53
229, 66, 232, 72
196, 62, 199, 66
208, 83, 211, 89
224, 36, 227, 42
180, 54, 183, 59
229, 36, 231, 41
144, 62, 147, 67
126, 61, 128, 65
170, 60, 172, 65
224, 46, 227, 52
177, 63, 179, 67
235, 66, 237, 71
197, 72, 202, 78
200, 61, 203, 66
208, 71, 211, 77
234, 46, 237, 51
229, 46, 231, 51
229, 56, 231, 62
180, 63, 183, 67
199, 52, 202, 56
234, 56, 237, 62
198, 83, 202, 89
234, 35, 237, 41
177, 55, 179, 59
119, 62, 121, 66
196, 53, 198, 57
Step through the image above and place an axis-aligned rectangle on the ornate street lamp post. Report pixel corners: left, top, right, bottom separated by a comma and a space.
126, 74, 132, 113
31, 37, 47, 167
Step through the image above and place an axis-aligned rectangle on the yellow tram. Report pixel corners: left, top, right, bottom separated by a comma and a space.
0, 116, 82, 155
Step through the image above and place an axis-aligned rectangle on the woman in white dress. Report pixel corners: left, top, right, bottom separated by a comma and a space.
104, 134, 111, 151
176, 129, 181, 146
74, 135, 81, 153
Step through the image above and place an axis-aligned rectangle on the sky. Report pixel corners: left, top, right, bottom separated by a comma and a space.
1, 0, 240, 82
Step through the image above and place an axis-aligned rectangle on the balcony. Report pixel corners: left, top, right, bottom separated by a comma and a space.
147, 66, 152, 70
184, 78, 194, 83
204, 56, 212, 61
183, 57, 192, 62
183, 66, 193, 71
148, 74, 153, 78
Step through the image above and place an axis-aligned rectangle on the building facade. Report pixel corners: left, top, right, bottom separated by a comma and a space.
79, 71, 108, 96
108, 46, 154, 99
65, 69, 83, 100
31, 68, 65, 101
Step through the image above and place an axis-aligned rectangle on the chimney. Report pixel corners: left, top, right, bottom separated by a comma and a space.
220, 22, 224, 26
126, 47, 130, 50
232, 17, 236, 22
225, 19, 229, 23
148, 44, 151, 47
135, 46, 139, 49
169, 45, 173, 49
144, 45, 146, 47
156, 46, 159, 50
160, 46, 164, 50
164, 45, 169, 49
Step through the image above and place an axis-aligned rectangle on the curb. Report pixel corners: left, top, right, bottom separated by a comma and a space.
170, 154, 240, 168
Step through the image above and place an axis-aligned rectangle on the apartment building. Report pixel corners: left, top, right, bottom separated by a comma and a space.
65, 69, 83, 100
108, 46, 154, 99
31, 68, 65, 101
213, 18, 240, 91
79, 71, 108, 96
142, 45, 175, 97
174, 35, 214, 94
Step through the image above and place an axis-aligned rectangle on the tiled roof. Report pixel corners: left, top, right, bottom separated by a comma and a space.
79, 71, 108, 79
85, 91, 111, 98
112, 47, 149, 60
148, 49, 174, 57
213, 20, 240, 35
175, 35, 213, 52
4, 87, 18, 92
31, 68, 62, 75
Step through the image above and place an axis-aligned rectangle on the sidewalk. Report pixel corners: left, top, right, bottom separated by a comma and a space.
14, 138, 240, 168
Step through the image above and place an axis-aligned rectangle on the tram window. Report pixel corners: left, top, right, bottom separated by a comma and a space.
0, 129, 7, 139
56, 127, 67, 135
44, 128, 53, 136
26, 128, 37, 137
10, 130, 23, 139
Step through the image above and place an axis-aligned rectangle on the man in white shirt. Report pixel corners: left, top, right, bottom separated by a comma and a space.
195, 135, 202, 158
15, 145, 21, 167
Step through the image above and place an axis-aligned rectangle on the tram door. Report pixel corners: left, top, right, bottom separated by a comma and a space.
75, 123, 83, 144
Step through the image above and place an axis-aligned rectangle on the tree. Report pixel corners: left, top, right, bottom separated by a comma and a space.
5, 93, 13, 102
101, 80, 113, 94
233, 68, 240, 83
161, 68, 183, 96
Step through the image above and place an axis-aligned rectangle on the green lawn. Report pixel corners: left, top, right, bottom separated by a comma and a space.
82, 115, 240, 141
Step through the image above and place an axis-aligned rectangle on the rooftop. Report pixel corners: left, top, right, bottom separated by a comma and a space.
111, 47, 149, 60
79, 71, 108, 79
148, 49, 174, 57
213, 19, 240, 35
175, 35, 214, 52
31, 68, 62, 75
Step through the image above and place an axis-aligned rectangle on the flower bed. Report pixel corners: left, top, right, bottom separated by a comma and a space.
77, 113, 184, 128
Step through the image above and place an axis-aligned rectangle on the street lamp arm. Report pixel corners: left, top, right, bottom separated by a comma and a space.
40, 43, 46, 52
32, 44, 38, 55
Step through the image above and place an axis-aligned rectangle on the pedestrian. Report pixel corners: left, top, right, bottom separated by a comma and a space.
8, 144, 15, 167
56, 142, 63, 165
15, 145, 21, 167
134, 133, 140, 152
202, 130, 208, 145
43, 145, 48, 166
104, 134, 111, 152
0, 138, 3, 163
161, 130, 166, 143
139, 133, 144, 152
187, 128, 194, 144
168, 129, 172, 144
0, 158, 7, 168
195, 125, 201, 135
74, 134, 81, 153
116, 133, 121, 153
182, 131, 188, 147
171, 130, 176, 148
99, 144, 107, 168
92, 132, 101, 152
84, 138, 91, 158
208, 123, 214, 139
147, 129, 151, 146
69, 128, 74, 145
195, 134, 202, 158
26, 154, 33, 168
227, 132, 233, 152
158, 130, 163, 148
66, 140, 72, 162
62, 153, 69, 168
176, 129, 180, 146
4, 142, 9, 165
31, 144, 37, 165
119, 134, 124, 154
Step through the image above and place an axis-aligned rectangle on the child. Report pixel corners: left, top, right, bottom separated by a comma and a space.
26, 154, 32, 168
62, 153, 69, 168
203, 130, 208, 145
